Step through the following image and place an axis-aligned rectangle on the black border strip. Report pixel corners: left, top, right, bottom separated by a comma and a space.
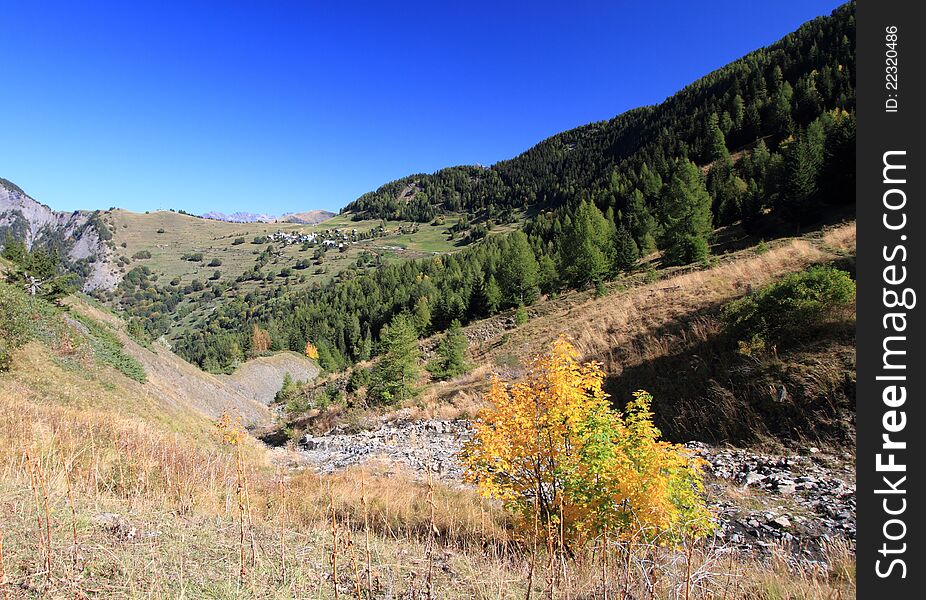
857, 0, 925, 595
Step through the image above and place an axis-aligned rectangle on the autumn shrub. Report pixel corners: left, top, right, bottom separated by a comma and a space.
722, 265, 855, 351
462, 338, 711, 549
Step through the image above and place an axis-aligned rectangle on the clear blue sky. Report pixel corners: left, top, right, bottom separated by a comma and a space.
1, 0, 843, 215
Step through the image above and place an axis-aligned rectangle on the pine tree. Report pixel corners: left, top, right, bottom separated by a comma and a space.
427, 319, 470, 380
613, 225, 639, 272
819, 109, 856, 205
370, 313, 421, 405
707, 156, 745, 226
359, 325, 373, 361
706, 114, 729, 163
731, 94, 745, 131
484, 275, 502, 314
770, 81, 795, 139
537, 253, 559, 295
778, 120, 825, 223
624, 189, 656, 253
498, 231, 539, 307
660, 159, 713, 265
560, 200, 614, 288
412, 296, 431, 335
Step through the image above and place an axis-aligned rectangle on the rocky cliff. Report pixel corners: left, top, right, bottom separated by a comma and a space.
0, 177, 118, 291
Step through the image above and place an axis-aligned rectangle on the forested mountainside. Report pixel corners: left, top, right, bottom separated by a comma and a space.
343, 2, 854, 225
171, 3, 855, 374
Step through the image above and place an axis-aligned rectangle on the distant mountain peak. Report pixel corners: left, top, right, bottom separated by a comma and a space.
201, 211, 276, 223
201, 210, 335, 224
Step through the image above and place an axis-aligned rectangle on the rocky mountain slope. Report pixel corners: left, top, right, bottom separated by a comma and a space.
0, 178, 118, 291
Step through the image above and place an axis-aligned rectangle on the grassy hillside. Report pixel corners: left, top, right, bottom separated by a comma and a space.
104, 209, 470, 288
92, 208, 513, 349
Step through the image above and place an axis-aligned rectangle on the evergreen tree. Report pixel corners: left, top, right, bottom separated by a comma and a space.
706, 114, 729, 163
427, 319, 470, 380
660, 159, 713, 265
560, 200, 614, 288
613, 225, 639, 272
731, 94, 745, 131
484, 275, 502, 314
770, 81, 795, 139
358, 325, 373, 361
708, 156, 746, 226
370, 313, 421, 405
623, 189, 656, 253
0, 236, 27, 264
819, 109, 856, 205
498, 231, 539, 307
537, 253, 559, 295
412, 296, 431, 335
778, 120, 825, 223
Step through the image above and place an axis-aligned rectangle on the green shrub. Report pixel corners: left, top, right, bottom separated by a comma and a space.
73, 314, 147, 383
722, 266, 855, 351
0, 282, 34, 370
347, 367, 371, 392
514, 306, 529, 326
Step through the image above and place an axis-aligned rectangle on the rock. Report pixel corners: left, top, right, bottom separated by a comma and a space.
744, 472, 767, 486
91, 512, 137, 539
299, 419, 472, 481
92, 512, 130, 530
770, 516, 791, 529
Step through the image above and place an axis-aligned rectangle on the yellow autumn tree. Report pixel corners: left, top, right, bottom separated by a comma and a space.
461, 337, 711, 548
250, 324, 271, 356
304, 340, 319, 360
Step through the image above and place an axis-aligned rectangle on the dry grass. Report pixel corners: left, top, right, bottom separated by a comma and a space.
0, 468, 856, 599
402, 222, 857, 429
0, 333, 856, 598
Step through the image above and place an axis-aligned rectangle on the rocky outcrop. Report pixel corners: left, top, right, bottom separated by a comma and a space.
0, 177, 118, 291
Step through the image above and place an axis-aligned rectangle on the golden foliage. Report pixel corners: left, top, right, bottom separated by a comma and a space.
304, 341, 320, 360
250, 324, 271, 355
462, 337, 711, 547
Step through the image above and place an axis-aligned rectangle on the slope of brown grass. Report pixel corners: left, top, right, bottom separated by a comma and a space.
413, 223, 856, 421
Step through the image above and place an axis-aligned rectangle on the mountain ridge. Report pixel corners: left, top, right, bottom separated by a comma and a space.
201, 209, 335, 224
